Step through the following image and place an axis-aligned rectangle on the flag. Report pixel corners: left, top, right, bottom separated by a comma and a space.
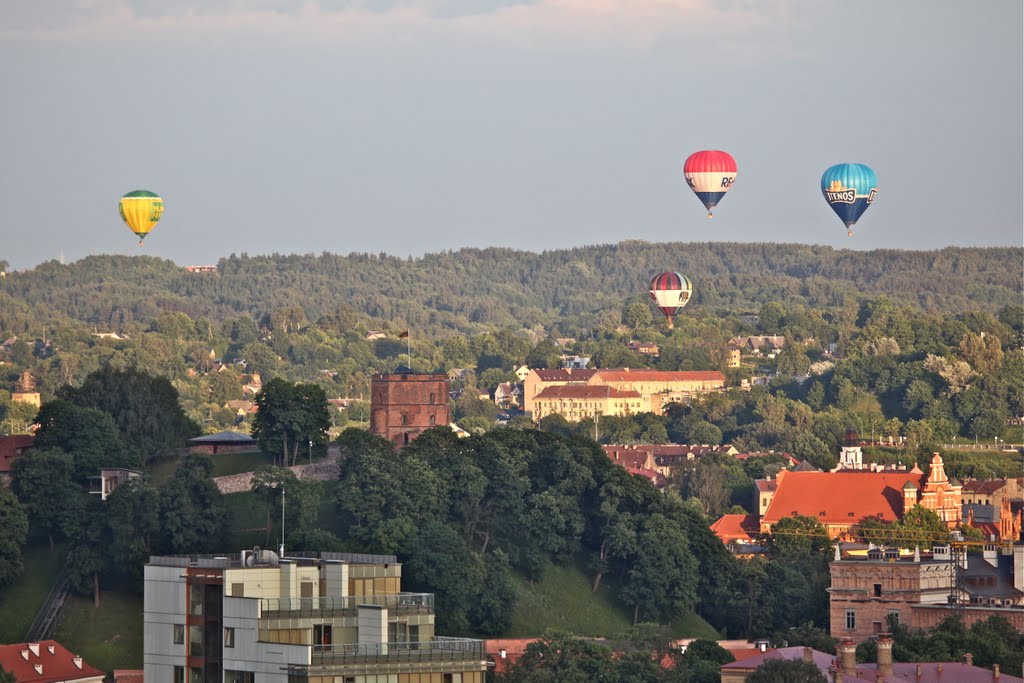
398, 331, 409, 339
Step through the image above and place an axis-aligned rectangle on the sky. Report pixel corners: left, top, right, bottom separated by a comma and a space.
0, 0, 1021, 269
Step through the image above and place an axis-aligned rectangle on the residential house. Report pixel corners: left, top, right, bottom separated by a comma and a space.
0, 641, 104, 683
829, 544, 1024, 642
364, 330, 387, 341
710, 514, 762, 552
603, 446, 669, 489
493, 382, 523, 410
0, 434, 34, 486
728, 336, 786, 356
224, 400, 258, 420
726, 342, 742, 368
89, 468, 141, 501
720, 639, 1022, 683
143, 550, 488, 683
626, 340, 660, 357
560, 355, 591, 369
513, 365, 530, 382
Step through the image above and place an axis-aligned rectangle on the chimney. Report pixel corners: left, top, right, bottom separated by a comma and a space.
837, 638, 856, 675
915, 664, 922, 680
994, 663, 1000, 679
876, 633, 893, 677
803, 646, 813, 664
965, 652, 973, 666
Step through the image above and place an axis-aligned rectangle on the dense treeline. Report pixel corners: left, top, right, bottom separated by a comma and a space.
1, 244, 1020, 336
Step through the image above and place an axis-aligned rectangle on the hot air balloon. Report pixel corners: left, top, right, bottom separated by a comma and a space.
649, 272, 693, 329
119, 190, 164, 245
683, 150, 737, 218
821, 163, 877, 237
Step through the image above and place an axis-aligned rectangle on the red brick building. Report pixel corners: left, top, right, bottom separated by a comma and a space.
0, 434, 34, 486
370, 370, 450, 447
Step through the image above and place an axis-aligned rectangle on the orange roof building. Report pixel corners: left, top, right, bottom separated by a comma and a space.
758, 454, 963, 539
0, 641, 104, 683
710, 514, 760, 545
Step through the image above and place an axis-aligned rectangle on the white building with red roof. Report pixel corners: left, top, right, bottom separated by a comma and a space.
0, 641, 104, 683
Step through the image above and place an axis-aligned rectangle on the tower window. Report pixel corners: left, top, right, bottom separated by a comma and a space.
429, 414, 436, 425
430, 393, 436, 404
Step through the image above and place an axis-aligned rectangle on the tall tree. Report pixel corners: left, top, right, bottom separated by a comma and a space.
747, 659, 827, 683
61, 366, 199, 459
159, 455, 229, 554
33, 400, 136, 482
0, 487, 28, 589
251, 378, 330, 466
10, 448, 78, 550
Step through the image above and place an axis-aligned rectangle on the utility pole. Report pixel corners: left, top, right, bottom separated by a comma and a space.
279, 485, 286, 558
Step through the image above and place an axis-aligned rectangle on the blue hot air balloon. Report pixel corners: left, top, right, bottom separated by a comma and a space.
821, 163, 877, 237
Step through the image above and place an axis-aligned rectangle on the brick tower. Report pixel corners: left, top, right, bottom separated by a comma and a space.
370, 367, 450, 447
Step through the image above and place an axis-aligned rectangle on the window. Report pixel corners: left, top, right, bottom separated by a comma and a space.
189, 625, 204, 657
873, 583, 882, 597
173, 666, 185, 683
231, 583, 244, 597
429, 414, 436, 426
173, 624, 185, 644
430, 393, 436, 404
845, 609, 856, 630
189, 584, 203, 616
190, 668, 203, 683
225, 672, 254, 683
389, 621, 409, 647
401, 413, 409, 425
314, 624, 333, 651
224, 627, 235, 648
887, 610, 900, 626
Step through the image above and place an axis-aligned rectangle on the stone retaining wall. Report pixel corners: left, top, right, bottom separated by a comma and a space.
213, 460, 340, 494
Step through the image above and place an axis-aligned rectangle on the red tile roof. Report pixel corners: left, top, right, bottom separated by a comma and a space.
961, 479, 1007, 495
710, 514, 760, 543
531, 369, 597, 381
485, 638, 538, 675
113, 671, 144, 683
760, 471, 924, 527
0, 641, 104, 682
593, 370, 726, 383
534, 385, 642, 400
0, 434, 34, 473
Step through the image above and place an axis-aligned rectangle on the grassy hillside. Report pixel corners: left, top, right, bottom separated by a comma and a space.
506, 562, 719, 640
54, 591, 143, 673
0, 543, 65, 643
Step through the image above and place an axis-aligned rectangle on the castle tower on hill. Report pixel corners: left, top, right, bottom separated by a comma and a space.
370, 367, 450, 447
837, 427, 863, 470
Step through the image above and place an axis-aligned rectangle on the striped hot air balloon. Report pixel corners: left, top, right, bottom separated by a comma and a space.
649, 271, 693, 329
119, 190, 164, 245
684, 150, 737, 218
821, 163, 877, 237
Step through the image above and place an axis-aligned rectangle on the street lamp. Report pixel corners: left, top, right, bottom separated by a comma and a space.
309, 440, 313, 465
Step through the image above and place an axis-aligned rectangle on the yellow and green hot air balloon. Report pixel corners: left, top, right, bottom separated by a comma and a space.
119, 190, 164, 245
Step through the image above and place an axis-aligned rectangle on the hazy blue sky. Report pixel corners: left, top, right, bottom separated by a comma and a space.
1, 0, 1021, 269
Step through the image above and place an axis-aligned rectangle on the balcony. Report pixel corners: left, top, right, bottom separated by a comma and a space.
260, 593, 434, 617
284, 637, 486, 676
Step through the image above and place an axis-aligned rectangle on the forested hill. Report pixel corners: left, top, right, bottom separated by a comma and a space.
1, 242, 1020, 335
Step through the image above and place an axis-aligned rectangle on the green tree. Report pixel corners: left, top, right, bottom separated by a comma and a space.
105, 477, 162, 590
64, 493, 109, 607
747, 659, 827, 683
624, 302, 653, 330
776, 339, 811, 377
0, 487, 28, 588
251, 378, 331, 466
61, 366, 200, 459
159, 455, 229, 554
401, 520, 482, 634
620, 514, 698, 624
502, 632, 618, 683
11, 448, 78, 550
33, 400, 136, 482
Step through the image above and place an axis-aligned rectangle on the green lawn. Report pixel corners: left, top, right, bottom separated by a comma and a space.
505, 562, 719, 639
0, 543, 65, 643
148, 450, 276, 485
54, 590, 143, 673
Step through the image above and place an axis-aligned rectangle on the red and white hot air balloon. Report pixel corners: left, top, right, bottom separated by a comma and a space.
649, 272, 693, 329
683, 150, 737, 218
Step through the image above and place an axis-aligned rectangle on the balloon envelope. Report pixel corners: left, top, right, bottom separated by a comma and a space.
119, 190, 164, 242
684, 150, 737, 217
821, 163, 877, 235
649, 272, 693, 327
